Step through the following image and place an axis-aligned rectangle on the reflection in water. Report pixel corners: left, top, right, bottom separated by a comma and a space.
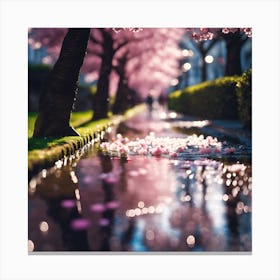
97, 153, 117, 251
29, 166, 90, 251
223, 164, 252, 251
121, 219, 136, 251
29, 149, 251, 252
28, 109, 251, 252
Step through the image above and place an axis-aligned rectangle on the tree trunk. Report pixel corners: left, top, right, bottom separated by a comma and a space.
33, 28, 90, 138
92, 30, 114, 120
112, 77, 131, 114
201, 58, 207, 82
197, 40, 219, 82
224, 32, 243, 76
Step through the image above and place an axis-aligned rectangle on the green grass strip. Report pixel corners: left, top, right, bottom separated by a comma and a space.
28, 104, 145, 176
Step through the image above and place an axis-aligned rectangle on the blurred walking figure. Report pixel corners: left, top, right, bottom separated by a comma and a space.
146, 93, 154, 117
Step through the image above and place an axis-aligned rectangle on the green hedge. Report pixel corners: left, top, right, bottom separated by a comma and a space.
236, 69, 252, 128
168, 76, 239, 119
168, 69, 252, 126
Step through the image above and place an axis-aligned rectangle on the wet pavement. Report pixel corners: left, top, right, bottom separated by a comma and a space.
28, 103, 252, 253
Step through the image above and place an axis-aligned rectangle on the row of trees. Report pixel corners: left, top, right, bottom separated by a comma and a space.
185, 28, 252, 80
28, 28, 252, 138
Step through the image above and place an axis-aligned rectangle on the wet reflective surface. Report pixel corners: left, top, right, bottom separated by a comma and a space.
28, 107, 252, 252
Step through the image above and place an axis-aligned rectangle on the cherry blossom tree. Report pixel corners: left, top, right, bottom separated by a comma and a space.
29, 27, 252, 138
179, 36, 220, 82
30, 28, 185, 114
42, 28, 146, 120
28, 28, 68, 66
29, 28, 139, 136
186, 28, 252, 76
111, 51, 138, 114
32, 28, 90, 137
86, 28, 182, 118
111, 28, 185, 113
221, 29, 252, 76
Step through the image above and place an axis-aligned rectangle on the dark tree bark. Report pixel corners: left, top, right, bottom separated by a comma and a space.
199, 44, 208, 82
90, 29, 150, 119
33, 28, 90, 138
112, 54, 133, 114
92, 29, 114, 120
197, 39, 219, 82
112, 74, 126, 114
112, 78, 136, 114
223, 31, 247, 76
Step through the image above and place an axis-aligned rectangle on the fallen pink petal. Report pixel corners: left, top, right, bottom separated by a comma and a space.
106, 201, 120, 209
28, 27, 252, 254
70, 218, 91, 231
60, 199, 76, 209
99, 218, 110, 226
90, 203, 106, 212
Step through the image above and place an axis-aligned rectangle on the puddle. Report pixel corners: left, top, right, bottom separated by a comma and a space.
28, 109, 252, 252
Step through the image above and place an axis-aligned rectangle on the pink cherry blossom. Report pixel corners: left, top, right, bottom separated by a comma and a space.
151, 146, 162, 157
199, 147, 212, 154
227, 163, 246, 173
97, 132, 242, 160
170, 152, 178, 158
176, 147, 184, 153
61, 199, 76, 209
225, 147, 236, 154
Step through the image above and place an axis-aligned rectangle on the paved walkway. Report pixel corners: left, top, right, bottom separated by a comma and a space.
28, 102, 252, 252
122, 103, 251, 147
